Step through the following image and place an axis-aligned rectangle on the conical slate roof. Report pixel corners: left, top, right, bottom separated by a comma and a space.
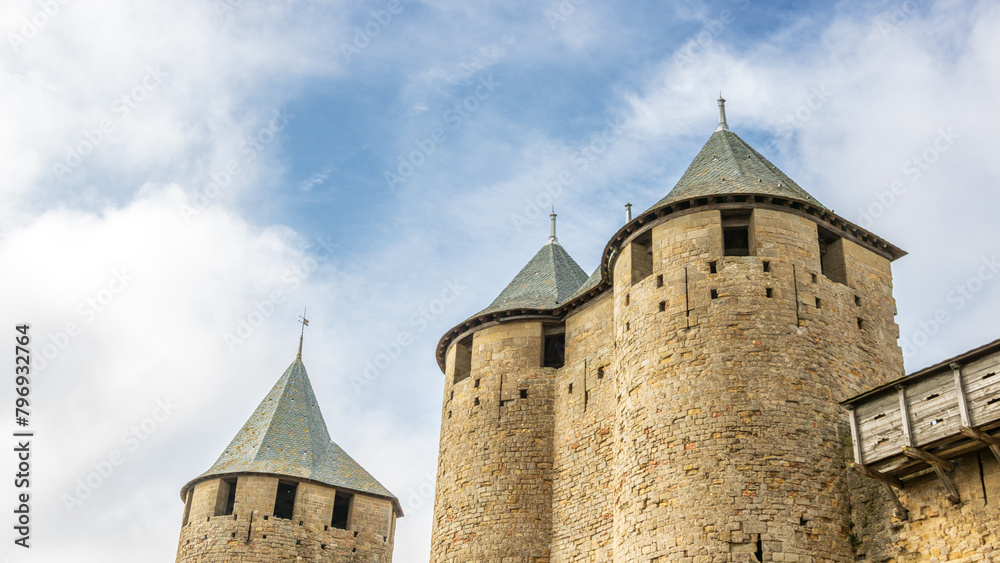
650, 129, 826, 211
480, 240, 588, 315
188, 355, 398, 508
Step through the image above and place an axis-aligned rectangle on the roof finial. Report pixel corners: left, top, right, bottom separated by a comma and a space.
549, 208, 558, 244
296, 308, 309, 361
625, 202, 632, 222
717, 94, 729, 132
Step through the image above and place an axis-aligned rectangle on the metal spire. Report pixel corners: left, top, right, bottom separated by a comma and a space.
625, 202, 632, 222
296, 308, 309, 361
716, 94, 729, 132
548, 208, 558, 244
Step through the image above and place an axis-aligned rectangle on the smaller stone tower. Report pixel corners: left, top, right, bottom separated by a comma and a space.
175, 339, 401, 562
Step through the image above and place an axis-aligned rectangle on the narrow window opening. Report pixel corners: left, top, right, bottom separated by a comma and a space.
520, 389, 528, 399
584, 390, 590, 408
473, 397, 480, 406
982, 372, 996, 380
625, 293, 630, 305
568, 383, 574, 394
447, 411, 451, 419
815, 297, 821, 309
818, 226, 848, 285
331, 491, 353, 530
855, 295, 862, 307
625, 321, 630, 331
543, 332, 565, 368
659, 301, 666, 312
449, 391, 453, 401
766, 288, 773, 299
799, 516, 808, 527
597, 367, 605, 379
214, 478, 238, 517
857, 318, 864, 330
722, 210, 753, 257
656, 274, 663, 288
710, 289, 719, 300
987, 397, 1000, 406
223, 479, 237, 516
474, 378, 480, 388
762, 260, 771, 273
980, 452, 989, 505
630, 231, 654, 284
453, 335, 473, 384
709, 261, 718, 274
811, 272, 818, 284
926, 394, 940, 401
755, 535, 764, 562
273, 482, 297, 520
182, 490, 193, 526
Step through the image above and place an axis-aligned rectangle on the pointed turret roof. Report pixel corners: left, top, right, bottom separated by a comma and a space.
183, 355, 400, 514
479, 239, 589, 315
650, 128, 826, 211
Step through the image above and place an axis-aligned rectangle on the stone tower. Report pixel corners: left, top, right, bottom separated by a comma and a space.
176, 340, 401, 562
431, 99, 908, 561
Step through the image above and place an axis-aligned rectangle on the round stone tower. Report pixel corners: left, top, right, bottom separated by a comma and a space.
605, 99, 905, 561
430, 214, 588, 562
175, 341, 402, 562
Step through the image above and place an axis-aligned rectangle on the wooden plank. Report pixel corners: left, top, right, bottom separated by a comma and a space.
898, 386, 914, 448
902, 446, 960, 504
902, 446, 954, 469
906, 371, 960, 447
953, 363, 972, 428
962, 353, 1000, 427
879, 480, 909, 519
848, 407, 863, 464
960, 426, 1000, 464
856, 394, 903, 463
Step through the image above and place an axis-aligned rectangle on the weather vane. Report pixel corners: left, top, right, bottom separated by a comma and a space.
296, 308, 309, 359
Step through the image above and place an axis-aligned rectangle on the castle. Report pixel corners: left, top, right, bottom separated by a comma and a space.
172, 99, 1000, 562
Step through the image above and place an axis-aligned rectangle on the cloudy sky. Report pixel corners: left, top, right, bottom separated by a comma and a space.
1, 0, 999, 561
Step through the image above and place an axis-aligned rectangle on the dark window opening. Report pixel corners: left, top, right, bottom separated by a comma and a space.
597, 367, 605, 379
474, 378, 480, 388
473, 397, 480, 406
182, 490, 193, 526
710, 289, 719, 300
722, 210, 753, 256
273, 482, 297, 520
543, 333, 565, 368
331, 491, 353, 530
568, 383, 573, 394
584, 390, 590, 408
855, 295, 862, 307
811, 273, 818, 283
815, 297, 821, 309
625, 293, 630, 305
223, 479, 237, 516
857, 318, 864, 330
656, 274, 663, 288
625, 321, 630, 331
818, 227, 848, 285
659, 301, 666, 311
755, 535, 764, 562
453, 335, 473, 384
447, 411, 451, 419
762, 260, 771, 273
765, 288, 773, 298
630, 230, 653, 284
709, 261, 718, 274
520, 389, 528, 399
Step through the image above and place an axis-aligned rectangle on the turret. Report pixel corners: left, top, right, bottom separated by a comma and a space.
175, 339, 401, 562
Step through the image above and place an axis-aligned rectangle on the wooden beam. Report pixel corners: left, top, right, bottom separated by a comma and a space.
951, 363, 972, 428
847, 407, 864, 465
849, 462, 903, 488
878, 480, 909, 520
897, 386, 914, 448
960, 426, 1000, 464
902, 447, 960, 504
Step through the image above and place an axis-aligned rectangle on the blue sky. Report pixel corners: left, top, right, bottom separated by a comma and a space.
2, 0, 999, 561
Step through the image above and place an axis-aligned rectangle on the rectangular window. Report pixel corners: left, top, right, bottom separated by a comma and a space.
273, 482, 297, 520
453, 335, 473, 384
520, 389, 528, 399
818, 227, 847, 285
214, 478, 238, 517
543, 333, 565, 368
722, 210, 753, 256
182, 490, 193, 526
331, 491, 353, 530
223, 479, 237, 516
630, 231, 653, 284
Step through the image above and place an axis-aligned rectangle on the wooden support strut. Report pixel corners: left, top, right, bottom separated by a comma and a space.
849, 463, 908, 519
898, 384, 961, 504
960, 426, 1000, 465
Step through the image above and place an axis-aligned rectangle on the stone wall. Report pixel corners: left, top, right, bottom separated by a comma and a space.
431, 321, 554, 562
176, 475, 395, 562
